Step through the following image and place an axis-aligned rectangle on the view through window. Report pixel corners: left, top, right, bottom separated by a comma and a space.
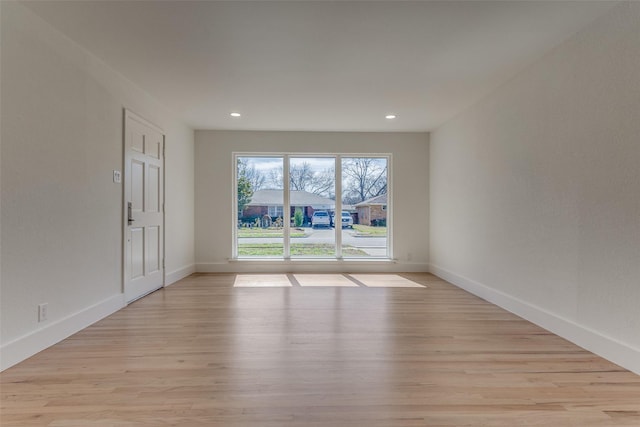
235, 154, 389, 259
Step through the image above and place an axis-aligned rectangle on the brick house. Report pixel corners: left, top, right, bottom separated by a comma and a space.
355, 194, 387, 226
242, 189, 334, 224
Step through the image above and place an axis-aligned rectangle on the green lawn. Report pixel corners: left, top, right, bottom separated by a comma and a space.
237, 228, 306, 238
352, 224, 387, 236
238, 243, 368, 257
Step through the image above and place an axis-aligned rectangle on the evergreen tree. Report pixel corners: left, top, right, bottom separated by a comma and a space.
237, 159, 254, 219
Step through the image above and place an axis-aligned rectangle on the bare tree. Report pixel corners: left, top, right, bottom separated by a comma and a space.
342, 158, 387, 203
267, 167, 283, 189
288, 162, 313, 191
290, 162, 334, 198
267, 162, 335, 198
238, 158, 266, 191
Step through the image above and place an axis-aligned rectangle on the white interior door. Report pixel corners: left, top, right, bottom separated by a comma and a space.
124, 110, 164, 303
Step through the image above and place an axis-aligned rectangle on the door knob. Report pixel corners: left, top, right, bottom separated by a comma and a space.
128, 202, 135, 225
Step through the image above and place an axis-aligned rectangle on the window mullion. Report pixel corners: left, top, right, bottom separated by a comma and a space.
233, 154, 239, 258
335, 155, 342, 259
283, 155, 291, 259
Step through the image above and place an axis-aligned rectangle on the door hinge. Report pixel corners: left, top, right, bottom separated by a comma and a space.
162, 259, 165, 269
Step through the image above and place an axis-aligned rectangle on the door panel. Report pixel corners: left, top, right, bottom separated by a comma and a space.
131, 127, 144, 153
130, 227, 145, 279
124, 110, 164, 303
145, 133, 162, 159
131, 159, 145, 212
147, 165, 160, 212
146, 226, 160, 274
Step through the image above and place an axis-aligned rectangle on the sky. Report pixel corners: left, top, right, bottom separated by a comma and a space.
240, 156, 386, 173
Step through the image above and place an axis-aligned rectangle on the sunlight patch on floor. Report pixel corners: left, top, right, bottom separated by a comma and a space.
350, 274, 425, 288
233, 274, 292, 287
233, 273, 425, 288
294, 274, 359, 287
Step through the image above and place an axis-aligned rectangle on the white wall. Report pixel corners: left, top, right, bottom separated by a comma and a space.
0, 2, 195, 370
430, 2, 640, 375
165, 126, 196, 284
195, 130, 429, 273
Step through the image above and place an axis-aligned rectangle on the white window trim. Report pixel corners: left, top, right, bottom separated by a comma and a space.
233, 152, 392, 260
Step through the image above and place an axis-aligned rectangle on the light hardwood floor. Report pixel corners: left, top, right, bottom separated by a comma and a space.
1, 273, 639, 426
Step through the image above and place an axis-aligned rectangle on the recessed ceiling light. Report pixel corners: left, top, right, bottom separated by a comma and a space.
385, 114, 396, 119
230, 112, 241, 117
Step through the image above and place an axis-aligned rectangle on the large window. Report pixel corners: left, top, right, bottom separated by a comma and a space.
234, 154, 390, 259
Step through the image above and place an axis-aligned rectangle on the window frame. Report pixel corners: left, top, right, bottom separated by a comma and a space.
233, 152, 392, 260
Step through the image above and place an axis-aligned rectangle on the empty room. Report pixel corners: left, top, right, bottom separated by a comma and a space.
1, 1, 639, 426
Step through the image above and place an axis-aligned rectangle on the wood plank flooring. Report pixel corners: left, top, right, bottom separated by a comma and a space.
1, 273, 639, 426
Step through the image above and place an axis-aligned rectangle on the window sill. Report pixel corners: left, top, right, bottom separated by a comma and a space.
229, 257, 396, 263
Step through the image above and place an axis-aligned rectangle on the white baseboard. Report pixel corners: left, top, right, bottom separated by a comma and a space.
429, 264, 640, 376
0, 293, 125, 372
196, 260, 430, 274
165, 264, 196, 286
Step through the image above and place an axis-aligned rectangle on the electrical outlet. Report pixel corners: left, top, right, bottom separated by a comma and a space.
38, 303, 48, 322
113, 170, 122, 183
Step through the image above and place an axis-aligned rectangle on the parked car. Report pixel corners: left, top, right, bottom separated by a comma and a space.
332, 211, 354, 228
311, 210, 331, 228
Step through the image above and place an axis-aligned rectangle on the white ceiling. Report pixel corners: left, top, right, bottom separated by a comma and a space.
24, 1, 615, 132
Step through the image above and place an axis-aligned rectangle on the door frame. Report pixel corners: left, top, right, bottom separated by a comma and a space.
122, 108, 166, 302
